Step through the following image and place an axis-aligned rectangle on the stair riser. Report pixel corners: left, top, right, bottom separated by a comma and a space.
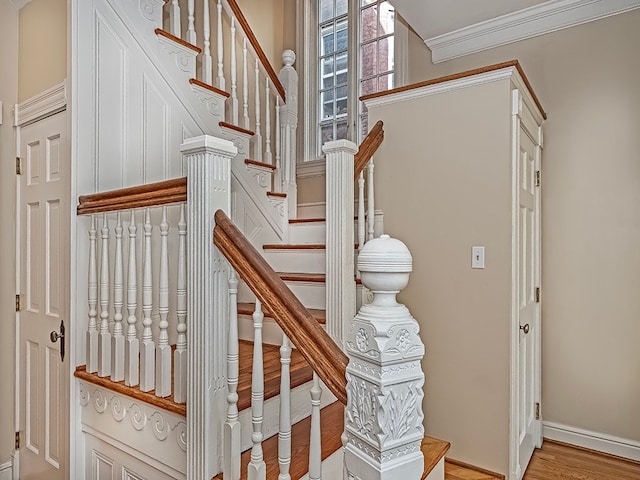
237, 381, 338, 452
238, 281, 325, 310
237, 315, 285, 345
262, 249, 326, 274
288, 223, 326, 243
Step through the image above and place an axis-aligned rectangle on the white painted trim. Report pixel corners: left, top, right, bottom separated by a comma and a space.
0, 460, 12, 480
543, 422, 640, 462
15, 82, 67, 127
297, 158, 326, 178
363, 67, 516, 109
7, 0, 31, 10
425, 0, 640, 63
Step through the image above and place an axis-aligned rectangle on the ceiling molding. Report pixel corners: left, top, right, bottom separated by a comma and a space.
425, 0, 640, 63
8, 0, 32, 10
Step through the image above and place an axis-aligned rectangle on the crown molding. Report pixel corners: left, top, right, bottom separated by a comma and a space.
425, 0, 640, 63
15, 81, 67, 127
8, 0, 32, 10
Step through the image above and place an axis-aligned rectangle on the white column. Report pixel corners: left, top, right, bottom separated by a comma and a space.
278, 50, 298, 216
344, 235, 425, 480
324, 139, 358, 347
181, 134, 237, 479
98, 213, 111, 377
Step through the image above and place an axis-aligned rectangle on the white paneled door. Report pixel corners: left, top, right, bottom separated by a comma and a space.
18, 111, 69, 480
514, 113, 542, 479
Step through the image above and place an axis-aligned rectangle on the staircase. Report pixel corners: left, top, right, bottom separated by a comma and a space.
72, 1, 451, 479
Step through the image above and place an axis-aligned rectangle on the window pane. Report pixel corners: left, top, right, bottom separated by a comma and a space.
321, 56, 334, 76
335, 52, 348, 72
336, 85, 348, 115
378, 72, 394, 92
361, 0, 376, 6
336, 0, 347, 17
321, 90, 335, 119
377, 36, 394, 74
336, 120, 348, 140
379, 2, 394, 34
360, 5, 377, 43
360, 42, 377, 78
319, 0, 333, 23
336, 19, 348, 51
323, 74, 335, 90
321, 25, 334, 55
320, 124, 334, 145
360, 78, 377, 97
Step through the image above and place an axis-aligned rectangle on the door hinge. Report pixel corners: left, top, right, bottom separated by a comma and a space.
535, 287, 540, 303
15, 431, 20, 450
535, 402, 541, 420
16, 157, 21, 175
15, 294, 21, 312
535, 170, 541, 187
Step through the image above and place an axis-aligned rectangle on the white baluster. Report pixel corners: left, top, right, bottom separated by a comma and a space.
186, 0, 196, 45
247, 299, 266, 480
254, 60, 262, 162
202, 0, 212, 84
278, 335, 292, 480
230, 17, 239, 125
367, 159, 375, 241
174, 204, 187, 403
98, 213, 111, 377
155, 206, 171, 397
358, 171, 366, 253
265, 79, 272, 164
224, 270, 240, 480
86, 215, 98, 374
308, 373, 322, 480
111, 212, 125, 382
169, 0, 181, 38
140, 208, 155, 392
216, 0, 225, 89
124, 210, 139, 387
275, 99, 282, 191
243, 38, 250, 129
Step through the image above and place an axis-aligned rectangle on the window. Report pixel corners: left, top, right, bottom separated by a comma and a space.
300, 0, 406, 160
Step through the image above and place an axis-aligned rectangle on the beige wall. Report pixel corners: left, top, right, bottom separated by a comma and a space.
18, 0, 67, 102
0, 0, 18, 466
368, 80, 515, 474
396, 6, 640, 452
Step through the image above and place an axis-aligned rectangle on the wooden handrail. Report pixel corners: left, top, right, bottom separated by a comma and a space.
224, 0, 287, 103
354, 120, 384, 179
213, 210, 348, 405
77, 177, 187, 215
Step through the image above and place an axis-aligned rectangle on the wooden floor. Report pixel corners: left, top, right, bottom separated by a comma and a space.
445, 440, 640, 480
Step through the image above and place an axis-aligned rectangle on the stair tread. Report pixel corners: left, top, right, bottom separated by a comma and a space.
289, 217, 326, 224
237, 340, 313, 412
219, 121, 255, 136
237, 302, 326, 324
267, 191, 287, 198
422, 437, 452, 479
245, 158, 276, 170
154, 28, 201, 53
263, 244, 326, 250
189, 78, 230, 97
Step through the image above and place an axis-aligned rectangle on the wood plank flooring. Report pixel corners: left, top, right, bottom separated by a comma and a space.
444, 440, 640, 480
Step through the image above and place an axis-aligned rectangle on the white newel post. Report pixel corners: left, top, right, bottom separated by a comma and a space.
324, 139, 358, 347
344, 235, 425, 480
278, 50, 298, 217
181, 135, 237, 480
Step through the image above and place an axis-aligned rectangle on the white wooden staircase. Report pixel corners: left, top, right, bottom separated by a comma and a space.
73, 1, 450, 479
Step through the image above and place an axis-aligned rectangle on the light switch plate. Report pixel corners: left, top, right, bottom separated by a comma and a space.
472, 246, 485, 269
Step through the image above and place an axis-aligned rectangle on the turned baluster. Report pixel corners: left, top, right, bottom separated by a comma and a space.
124, 210, 139, 387
278, 335, 292, 480
86, 215, 98, 374
216, 0, 225, 89
202, 0, 212, 84
247, 299, 266, 480
98, 213, 111, 377
155, 206, 171, 397
174, 204, 188, 403
265, 79, 272, 164
139, 208, 155, 392
367, 159, 375, 241
308, 373, 322, 480
169, 0, 181, 38
224, 269, 241, 480
186, 0, 196, 45
111, 212, 125, 382
358, 170, 366, 253
243, 38, 250, 130
230, 17, 239, 125
253, 60, 263, 162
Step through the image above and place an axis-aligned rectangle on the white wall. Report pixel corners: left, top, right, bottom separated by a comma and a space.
0, 0, 18, 468
400, 6, 640, 456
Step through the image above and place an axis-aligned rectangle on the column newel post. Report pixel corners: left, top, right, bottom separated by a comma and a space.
324, 139, 358, 347
344, 235, 426, 480
181, 135, 238, 480
278, 50, 298, 218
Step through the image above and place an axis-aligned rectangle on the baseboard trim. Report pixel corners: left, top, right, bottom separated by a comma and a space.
543, 421, 640, 462
0, 460, 13, 480
445, 457, 505, 480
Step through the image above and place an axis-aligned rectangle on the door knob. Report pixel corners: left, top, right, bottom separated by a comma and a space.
520, 323, 530, 334
50, 320, 65, 362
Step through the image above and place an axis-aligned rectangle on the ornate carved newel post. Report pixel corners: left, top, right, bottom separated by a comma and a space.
344, 235, 425, 480
181, 135, 237, 480
325, 139, 358, 347
278, 49, 298, 218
